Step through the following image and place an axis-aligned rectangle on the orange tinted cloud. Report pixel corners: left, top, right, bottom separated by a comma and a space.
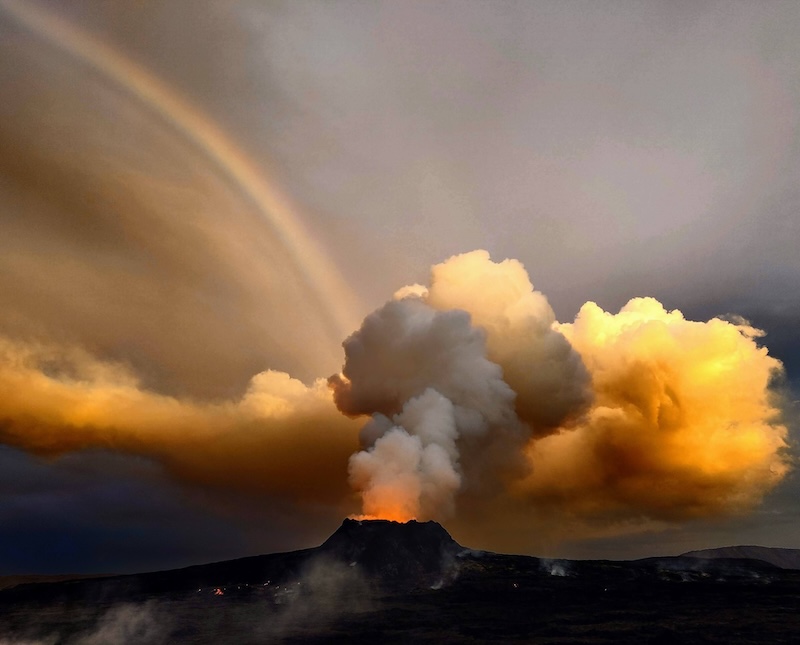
518, 298, 789, 520
0, 337, 360, 505
0, 251, 791, 552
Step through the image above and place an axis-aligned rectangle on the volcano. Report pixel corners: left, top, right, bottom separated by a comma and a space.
317, 518, 464, 587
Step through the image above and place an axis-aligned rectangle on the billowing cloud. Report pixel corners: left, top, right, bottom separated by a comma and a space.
332, 251, 790, 542
0, 250, 791, 552
519, 297, 789, 520
330, 296, 527, 521
425, 250, 592, 433
0, 336, 360, 505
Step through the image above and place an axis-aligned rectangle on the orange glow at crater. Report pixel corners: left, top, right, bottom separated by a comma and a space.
351, 511, 418, 523
355, 483, 420, 523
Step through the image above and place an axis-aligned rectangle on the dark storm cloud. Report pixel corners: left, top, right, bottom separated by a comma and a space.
0, 447, 355, 575
0, 448, 246, 574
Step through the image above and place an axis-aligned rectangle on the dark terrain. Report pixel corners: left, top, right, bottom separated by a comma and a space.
1, 519, 799, 644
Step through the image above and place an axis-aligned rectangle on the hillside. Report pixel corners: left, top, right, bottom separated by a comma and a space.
682, 545, 800, 570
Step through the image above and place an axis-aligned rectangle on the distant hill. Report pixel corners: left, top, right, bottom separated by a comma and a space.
682, 545, 800, 570
0, 573, 109, 591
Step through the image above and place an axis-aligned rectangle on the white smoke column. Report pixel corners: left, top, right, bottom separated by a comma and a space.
331, 295, 527, 520
349, 389, 461, 520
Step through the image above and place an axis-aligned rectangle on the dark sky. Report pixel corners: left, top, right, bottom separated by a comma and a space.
0, 0, 799, 573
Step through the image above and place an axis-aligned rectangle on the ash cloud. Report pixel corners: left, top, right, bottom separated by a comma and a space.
332, 251, 790, 543
425, 250, 592, 433
330, 291, 528, 521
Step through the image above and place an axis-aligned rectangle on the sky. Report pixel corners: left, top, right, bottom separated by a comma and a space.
0, 0, 799, 574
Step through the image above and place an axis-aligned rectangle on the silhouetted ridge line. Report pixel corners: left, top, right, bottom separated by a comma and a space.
681, 545, 800, 570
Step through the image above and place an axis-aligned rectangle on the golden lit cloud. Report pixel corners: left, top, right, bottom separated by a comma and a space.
0, 337, 360, 505
517, 297, 789, 520
333, 251, 790, 545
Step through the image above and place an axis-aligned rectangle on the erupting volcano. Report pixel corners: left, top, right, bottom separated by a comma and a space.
331, 251, 789, 543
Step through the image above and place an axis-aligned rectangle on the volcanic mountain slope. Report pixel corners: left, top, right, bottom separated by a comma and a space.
681, 545, 800, 570
2, 521, 800, 644
0, 519, 464, 604
317, 518, 464, 587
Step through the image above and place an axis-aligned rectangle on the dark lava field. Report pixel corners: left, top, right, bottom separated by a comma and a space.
1, 519, 799, 644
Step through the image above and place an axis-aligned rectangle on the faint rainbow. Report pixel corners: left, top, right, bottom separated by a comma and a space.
0, 0, 361, 344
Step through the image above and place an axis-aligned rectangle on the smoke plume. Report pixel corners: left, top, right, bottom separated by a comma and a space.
330, 295, 527, 520
332, 250, 790, 535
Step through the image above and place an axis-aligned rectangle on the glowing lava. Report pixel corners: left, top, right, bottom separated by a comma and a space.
351, 485, 420, 523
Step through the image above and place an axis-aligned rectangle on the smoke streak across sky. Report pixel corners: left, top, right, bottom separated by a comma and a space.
0, 0, 799, 572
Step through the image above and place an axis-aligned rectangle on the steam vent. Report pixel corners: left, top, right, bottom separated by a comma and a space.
318, 519, 464, 589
